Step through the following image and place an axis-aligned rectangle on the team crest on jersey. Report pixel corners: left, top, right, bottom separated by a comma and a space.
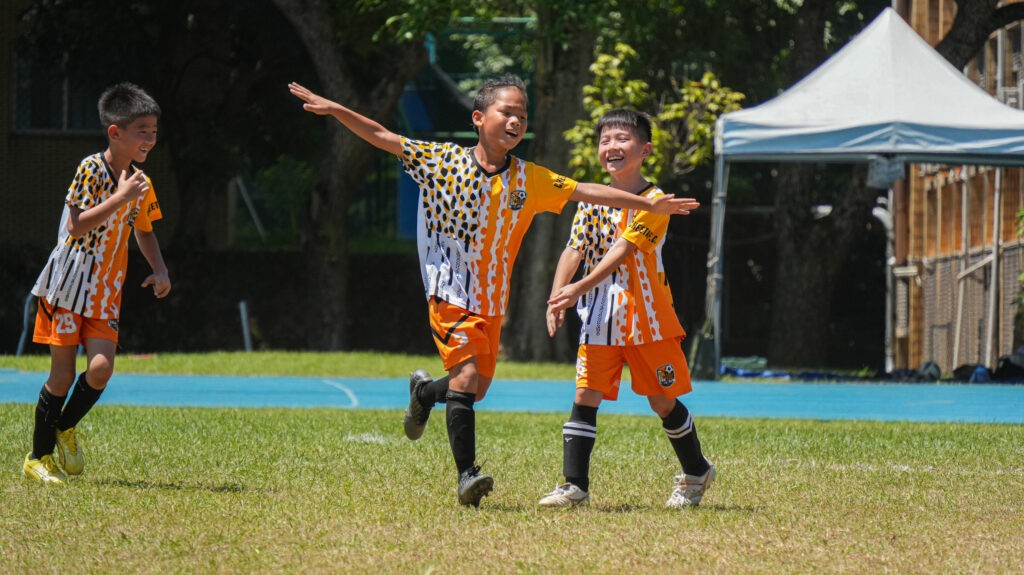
509, 189, 527, 210
656, 364, 675, 387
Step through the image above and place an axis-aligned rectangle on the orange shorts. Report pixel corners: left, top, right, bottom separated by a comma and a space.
33, 299, 119, 346
575, 338, 692, 401
428, 297, 502, 378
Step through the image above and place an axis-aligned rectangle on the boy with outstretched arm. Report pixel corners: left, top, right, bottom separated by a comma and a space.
539, 109, 714, 509
289, 77, 698, 507
24, 82, 171, 484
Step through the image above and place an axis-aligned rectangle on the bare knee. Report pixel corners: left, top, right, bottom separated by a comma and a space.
85, 357, 114, 389
648, 395, 676, 418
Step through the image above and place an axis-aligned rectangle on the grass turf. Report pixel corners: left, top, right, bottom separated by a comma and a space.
1, 403, 1022, 574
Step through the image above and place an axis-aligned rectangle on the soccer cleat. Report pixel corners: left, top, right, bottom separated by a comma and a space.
666, 463, 715, 509
23, 453, 68, 485
538, 483, 590, 508
55, 427, 85, 475
457, 465, 494, 507
403, 369, 434, 440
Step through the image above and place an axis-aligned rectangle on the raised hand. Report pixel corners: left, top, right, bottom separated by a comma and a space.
116, 170, 149, 203
288, 82, 336, 116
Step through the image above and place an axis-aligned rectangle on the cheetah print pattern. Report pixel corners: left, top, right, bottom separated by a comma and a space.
32, 153, 161, 319
401, 137, 576, 315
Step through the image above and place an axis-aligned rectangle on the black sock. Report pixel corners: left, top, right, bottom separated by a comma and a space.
662, 400, 709, 476
418, 375, 451, 405
31, 385, 67, 459
563, 403, 598, 492
445, 390, 477, 474
57, 372, 104, 431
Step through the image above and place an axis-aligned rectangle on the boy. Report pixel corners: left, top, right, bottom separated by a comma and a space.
23, 82, 171, 485
538, 109, 713, 509
288, 78, 698, 507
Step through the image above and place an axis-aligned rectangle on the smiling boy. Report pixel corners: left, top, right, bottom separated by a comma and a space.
23, 82, 171, 484
539, 109, 713, 509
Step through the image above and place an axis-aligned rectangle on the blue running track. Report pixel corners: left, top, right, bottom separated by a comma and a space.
0, 370, 1021, 423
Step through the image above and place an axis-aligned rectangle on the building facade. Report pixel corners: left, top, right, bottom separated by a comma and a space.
900, 1, 1024, 374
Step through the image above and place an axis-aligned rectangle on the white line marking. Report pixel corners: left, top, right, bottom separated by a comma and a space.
322, 379, 359, 408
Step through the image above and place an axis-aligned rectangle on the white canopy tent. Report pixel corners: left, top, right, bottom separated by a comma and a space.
703, 7, 1024, 376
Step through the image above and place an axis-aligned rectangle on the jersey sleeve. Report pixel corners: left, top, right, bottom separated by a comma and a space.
525, 162, 577, 214
621, 191, 670, 254
399, 137, 447, 187
65, 157, 101, 210
133, 177, 162, 232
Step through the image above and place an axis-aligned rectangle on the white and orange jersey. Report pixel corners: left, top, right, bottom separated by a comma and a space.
400, 137, 577, 316
569, 185, 684, 346
32, 153, 162, 320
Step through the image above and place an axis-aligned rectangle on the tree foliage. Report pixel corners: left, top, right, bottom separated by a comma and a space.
563, 42, 744, 185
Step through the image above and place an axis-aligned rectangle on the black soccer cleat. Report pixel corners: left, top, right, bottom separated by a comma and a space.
403, 369, 434, 440
457, 465, 494, 508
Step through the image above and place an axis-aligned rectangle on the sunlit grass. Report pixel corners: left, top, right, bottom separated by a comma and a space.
2, 352, 1021, 572
1, 404, 1021, 574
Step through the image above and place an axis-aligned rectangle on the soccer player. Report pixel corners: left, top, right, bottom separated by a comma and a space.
538, 109, 714, 509
289, 77, 698, 507
24, 82, 171, 484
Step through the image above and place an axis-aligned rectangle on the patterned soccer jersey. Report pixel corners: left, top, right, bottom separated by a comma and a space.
568, 184, 684, 346
400, 137, 578, 316
32, 153, 162, 320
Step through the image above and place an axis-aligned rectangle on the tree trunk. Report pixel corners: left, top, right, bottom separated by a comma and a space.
502, 8, 596, 362
272, 0, 426, 349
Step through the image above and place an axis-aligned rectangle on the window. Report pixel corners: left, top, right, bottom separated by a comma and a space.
13, 41, 102, 132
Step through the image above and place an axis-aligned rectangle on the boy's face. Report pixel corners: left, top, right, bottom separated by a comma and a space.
109, 114, 159, 164
472, 88, 528, 152
598, 125, 652, 178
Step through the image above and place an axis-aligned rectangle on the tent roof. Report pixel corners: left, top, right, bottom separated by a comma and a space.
716, 8, 1024, 166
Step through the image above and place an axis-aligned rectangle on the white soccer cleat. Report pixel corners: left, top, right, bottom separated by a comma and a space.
666, 463, 715, 509
538, 483, 590, 508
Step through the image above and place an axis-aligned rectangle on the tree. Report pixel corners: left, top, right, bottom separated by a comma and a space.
935, 0, 1024, 68
502, 1, 600, 362
503, 0, 745, 362
766, 2, 889, 368
265, 0, 473, 349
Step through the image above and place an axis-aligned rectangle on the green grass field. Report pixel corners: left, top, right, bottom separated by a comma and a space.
1, 353, 1022, 573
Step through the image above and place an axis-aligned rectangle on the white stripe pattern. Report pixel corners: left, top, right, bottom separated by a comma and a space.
664, 413, 694, 439
562, 420, 597, 439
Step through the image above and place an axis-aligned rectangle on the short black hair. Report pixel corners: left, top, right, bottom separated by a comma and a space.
98, 82, 161, 128
596, 108, 653, 144
473, 75, 528, 113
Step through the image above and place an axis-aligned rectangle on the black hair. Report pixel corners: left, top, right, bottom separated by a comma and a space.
98, 82, 161, 128
472, 75, 528, 113
596, 108, 653, 144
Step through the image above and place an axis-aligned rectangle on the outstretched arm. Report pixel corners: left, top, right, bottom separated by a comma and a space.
571, 182, 699, 215
548, 238, 636, 315
288, 82, 403, 156
546, 247, 584, 337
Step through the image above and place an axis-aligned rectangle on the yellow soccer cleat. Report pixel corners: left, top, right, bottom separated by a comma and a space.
55, 427, 85, 475
23, 453, 69, 485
